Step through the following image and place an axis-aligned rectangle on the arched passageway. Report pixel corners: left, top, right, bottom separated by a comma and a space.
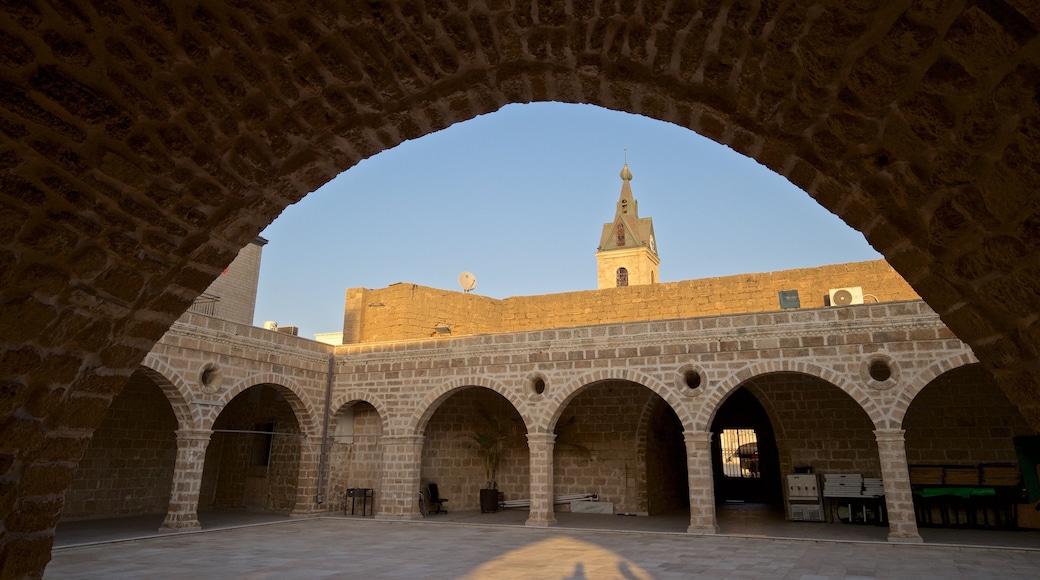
904, 364, 1038, 529
420, 387, 527, 513
713, 373, 882, 529
3, 3, 1040, 576
326, 401, 383, 515
61, 371, 178, 520
200, 385, 303, 513
554, 380, 687, 517
710, 387, 782, 506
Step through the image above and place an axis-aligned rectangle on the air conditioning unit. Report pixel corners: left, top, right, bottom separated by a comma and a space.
828, 286, 864, 306
263, 321, 278, 330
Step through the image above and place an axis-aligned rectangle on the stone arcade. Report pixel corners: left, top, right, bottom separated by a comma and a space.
2, 2, 1040, 578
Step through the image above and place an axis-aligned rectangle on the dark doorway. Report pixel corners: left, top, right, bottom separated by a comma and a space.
711, 387, 782, 505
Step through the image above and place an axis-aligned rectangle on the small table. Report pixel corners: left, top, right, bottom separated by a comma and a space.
346, 487, 374, 516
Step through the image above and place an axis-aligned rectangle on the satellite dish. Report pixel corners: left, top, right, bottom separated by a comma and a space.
458, 271, 477, 293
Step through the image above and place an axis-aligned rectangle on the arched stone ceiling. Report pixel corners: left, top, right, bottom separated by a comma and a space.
1, 1, 1038, 576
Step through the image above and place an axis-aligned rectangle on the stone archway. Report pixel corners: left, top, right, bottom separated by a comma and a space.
2, 3, 1040, 576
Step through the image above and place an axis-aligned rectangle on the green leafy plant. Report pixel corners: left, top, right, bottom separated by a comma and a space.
469, 407, 520, 490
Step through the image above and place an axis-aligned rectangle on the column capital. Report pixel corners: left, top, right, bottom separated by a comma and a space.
174, 429, 213, 442
873, 428, 906, 442
526, 432, 557, 446
683, 431, 712, 445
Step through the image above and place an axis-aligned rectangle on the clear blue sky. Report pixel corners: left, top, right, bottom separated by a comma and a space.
254, 103, 881, 339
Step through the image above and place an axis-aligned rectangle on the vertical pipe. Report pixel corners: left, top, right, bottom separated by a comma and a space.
316, 352, 335, 504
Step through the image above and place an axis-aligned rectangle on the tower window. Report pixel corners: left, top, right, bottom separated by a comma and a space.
616, 224, 625, 247
617, 268, 629, 287
621, 199, 628, 214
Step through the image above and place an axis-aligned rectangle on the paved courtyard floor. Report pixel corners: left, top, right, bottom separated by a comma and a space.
47, 508, 1040, 579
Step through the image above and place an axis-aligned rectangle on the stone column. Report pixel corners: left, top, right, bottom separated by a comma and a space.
291, 436, 322, 517
875, 428, 922, 543
160, 429, 212, 531
376, 435, 424, 520
685, 431, 719, 534
525, 432, 557, 527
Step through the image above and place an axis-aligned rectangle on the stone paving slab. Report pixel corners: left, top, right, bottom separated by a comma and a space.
46, 518, 1040, 579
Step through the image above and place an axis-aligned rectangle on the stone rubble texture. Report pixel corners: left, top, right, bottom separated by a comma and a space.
1, 1, 1040, 578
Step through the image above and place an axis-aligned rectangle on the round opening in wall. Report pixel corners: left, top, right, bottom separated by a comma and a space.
684, 370, 701, 390
869, 360, 891, 382
199, 365, 221, 394
525, 374, 548, 399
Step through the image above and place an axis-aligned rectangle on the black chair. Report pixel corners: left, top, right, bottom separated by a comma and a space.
427, 482, 448, 514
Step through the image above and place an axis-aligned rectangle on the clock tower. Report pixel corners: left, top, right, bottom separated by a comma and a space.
596, 161, 660, 289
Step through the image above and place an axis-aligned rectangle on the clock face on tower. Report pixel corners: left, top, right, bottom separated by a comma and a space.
649, 235, 656, 253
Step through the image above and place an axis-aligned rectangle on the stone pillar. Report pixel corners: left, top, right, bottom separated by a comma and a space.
685, 431, 719, 534
160, 429, 212, 531
376, 435, 424, 520
875, 428, 922, 543
291, 436, 322, 517
525, 432, 557, 527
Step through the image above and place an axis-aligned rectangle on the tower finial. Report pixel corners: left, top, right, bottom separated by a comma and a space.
620, 149, 633, 181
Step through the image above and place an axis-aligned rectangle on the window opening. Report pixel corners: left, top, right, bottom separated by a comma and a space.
720, 428, 759, 478
616, 224, 625, 246
617, 267, 629, 287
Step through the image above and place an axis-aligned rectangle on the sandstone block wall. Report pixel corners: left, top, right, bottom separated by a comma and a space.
343, 260, 919, 343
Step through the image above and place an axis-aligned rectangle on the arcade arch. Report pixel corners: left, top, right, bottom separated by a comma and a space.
199, 384, 306, 514
553, 379, 687, 518
326, 400, 384, 515
420, 387, 528, 512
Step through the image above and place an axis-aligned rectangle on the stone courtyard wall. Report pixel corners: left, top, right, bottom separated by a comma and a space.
343, 260, 919, 343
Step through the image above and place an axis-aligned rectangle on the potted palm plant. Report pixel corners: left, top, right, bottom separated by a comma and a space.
469, 408, 517, 513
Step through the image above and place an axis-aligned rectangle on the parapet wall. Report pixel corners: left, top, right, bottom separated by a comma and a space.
342, 260, 919, 343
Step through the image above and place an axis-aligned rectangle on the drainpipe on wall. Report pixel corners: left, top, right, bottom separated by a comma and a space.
316, 352, 334, 505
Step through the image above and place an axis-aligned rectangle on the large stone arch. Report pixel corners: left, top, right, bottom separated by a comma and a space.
694, 360, 877, 431
329, 391, 392, 428
216, 374, 320, 438
2, 2, 1040, 575
409, 376, 530, 437
548, 368, 694, 434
